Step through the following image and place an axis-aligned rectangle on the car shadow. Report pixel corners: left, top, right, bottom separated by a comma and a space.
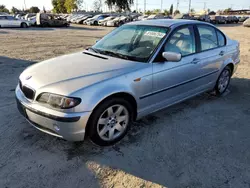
2, 55, 250, 188
9, 27, 56, 31
65, 25, 105, 31
217, 23, 243, 27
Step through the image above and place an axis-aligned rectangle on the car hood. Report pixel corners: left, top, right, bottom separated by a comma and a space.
20, 52, 146, 96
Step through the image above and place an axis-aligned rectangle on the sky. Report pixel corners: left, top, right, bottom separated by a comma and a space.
2, 0, 250, 13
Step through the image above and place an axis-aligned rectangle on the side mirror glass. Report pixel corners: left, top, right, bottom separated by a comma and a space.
162, 52, 181, 62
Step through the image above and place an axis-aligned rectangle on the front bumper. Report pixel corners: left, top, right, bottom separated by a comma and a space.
15, 85, 91, 141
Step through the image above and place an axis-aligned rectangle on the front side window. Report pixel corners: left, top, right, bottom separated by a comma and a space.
164, 27, 196, 56
197, 25, 218, 51
92, 25, 168, 62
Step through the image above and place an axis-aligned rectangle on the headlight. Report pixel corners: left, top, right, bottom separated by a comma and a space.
37, 93, 81, 109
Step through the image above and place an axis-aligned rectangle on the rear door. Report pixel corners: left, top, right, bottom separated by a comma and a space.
194, 24, 227, 86
0, 16, 8, 27
7, 16, 19, 27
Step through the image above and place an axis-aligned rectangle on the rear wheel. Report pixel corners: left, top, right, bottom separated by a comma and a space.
214, 66, 232, 96
88, 98, 133, 146
21, 23, 28, 28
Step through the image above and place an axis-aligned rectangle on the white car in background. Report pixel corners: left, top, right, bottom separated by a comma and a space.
0, 15, 31, 28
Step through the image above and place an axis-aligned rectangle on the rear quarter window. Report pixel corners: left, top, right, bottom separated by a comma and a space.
217, 31, 226, 46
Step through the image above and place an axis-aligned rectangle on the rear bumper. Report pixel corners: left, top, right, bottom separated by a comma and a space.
15, 85, 91, 141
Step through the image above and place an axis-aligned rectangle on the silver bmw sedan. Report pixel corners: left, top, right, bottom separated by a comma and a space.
16, 19, 240, 146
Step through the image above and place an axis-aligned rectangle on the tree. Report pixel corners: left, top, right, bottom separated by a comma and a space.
174, 10, 180, 15
105, 0, 134, 11
153, 9, 161, 14
0, 5, 9, 13
11, 6, 20, 14
145, 10, 152, 15
93, 0, 102, 12
29, 6, 40, 13
163, 9, 169, 15
169, 4, 173, 15
52, 0, 67, 13
65, 0, 77, 13
190, 8, 195, 13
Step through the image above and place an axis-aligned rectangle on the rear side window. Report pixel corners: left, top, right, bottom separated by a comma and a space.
217, 31, 226, 46
197, 25, 218, 51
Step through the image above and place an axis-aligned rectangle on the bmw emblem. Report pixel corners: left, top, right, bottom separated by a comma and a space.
25, 75, 32, 80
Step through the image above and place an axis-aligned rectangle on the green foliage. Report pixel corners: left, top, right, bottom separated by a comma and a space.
52, 0, 66, 13
93, 0, 102, 12
169, 4, 173, 15
145, 10, 152, 15
163, 9, 169, 15
11, 6, 20, 14
52, 0, 82, 13
29, 6, 40, 13
0, 5, 9, 13
174, 10, 180, 15
190, 8, 195, 13
105, 0, 134, 11
153, 9, 161, 14
224, 8, 232, 13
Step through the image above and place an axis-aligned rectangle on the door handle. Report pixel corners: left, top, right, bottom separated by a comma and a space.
219, 51, 225, 56
191, 58, 200, 64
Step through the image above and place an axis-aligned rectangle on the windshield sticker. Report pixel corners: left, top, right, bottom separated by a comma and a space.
144, 31, 165, 38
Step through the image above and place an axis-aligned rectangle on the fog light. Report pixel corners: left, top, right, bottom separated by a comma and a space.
53, 125, 60, 131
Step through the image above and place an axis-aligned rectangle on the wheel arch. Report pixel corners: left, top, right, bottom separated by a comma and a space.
226, 63, 234, 75
85, 92, 138, 136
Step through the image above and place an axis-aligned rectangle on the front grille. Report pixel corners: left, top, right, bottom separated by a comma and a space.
19, 80, 35, 100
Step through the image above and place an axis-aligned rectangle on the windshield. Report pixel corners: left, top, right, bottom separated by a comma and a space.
91, 25, 168, 62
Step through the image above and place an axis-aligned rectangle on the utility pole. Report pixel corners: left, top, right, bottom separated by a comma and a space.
144, 0, 146, 14
161, 0, 163, 12
204, 2, 206, 10
136, 0, 138, 12
23, 0, 27, 10
188, 0, 191, 13
176, 0, 180, 11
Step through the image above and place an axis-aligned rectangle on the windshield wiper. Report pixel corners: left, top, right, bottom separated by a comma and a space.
87, 47, 99, 54
99, 50, 130, 60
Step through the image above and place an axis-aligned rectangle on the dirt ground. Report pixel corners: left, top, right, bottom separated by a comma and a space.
0, 24, 250, 188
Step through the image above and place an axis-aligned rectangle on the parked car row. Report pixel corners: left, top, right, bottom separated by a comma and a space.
67, 13, 140, 27
0, 15, 31, 28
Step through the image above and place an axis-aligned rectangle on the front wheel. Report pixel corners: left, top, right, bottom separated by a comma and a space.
214, 66, 232, 95
88, 98, 133, 146
21, 23, 28, 28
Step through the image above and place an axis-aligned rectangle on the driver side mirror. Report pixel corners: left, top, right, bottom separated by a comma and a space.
162, 52, 181, 62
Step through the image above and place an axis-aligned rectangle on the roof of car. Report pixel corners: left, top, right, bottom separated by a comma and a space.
127, 19, 208, 27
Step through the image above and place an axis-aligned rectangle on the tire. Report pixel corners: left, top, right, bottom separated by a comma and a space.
94, 21, 98, 26
42, 22, 49, 27
214, 66, 232, 96
88, 97, 134, 146
21, 23, 28, 28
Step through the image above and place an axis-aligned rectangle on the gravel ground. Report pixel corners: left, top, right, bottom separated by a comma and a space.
0, 24, 250, 188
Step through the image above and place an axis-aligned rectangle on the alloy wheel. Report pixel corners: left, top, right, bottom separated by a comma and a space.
218, 69, 230, 93
97, 104, 129, 141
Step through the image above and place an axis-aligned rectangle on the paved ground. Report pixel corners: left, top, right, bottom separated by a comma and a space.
0, 24, 250, 188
